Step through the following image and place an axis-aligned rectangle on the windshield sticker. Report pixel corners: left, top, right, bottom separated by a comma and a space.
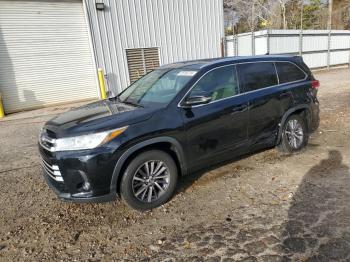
177, 71, 197, 77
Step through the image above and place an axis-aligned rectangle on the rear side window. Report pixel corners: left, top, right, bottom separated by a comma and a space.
275, 62, 306, 84
189, 65, 239, 101
237, 62, 278, 92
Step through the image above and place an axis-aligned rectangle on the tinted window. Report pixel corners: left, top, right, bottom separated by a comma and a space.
237, 62, 278, 92
275, 62, 306, 84
189, 65, 238, 102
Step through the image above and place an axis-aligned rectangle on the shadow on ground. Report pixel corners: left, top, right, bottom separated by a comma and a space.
283, 150, 350, 261
147, 150, 350, 261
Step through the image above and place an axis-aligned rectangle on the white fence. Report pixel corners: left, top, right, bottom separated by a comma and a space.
225, 29, 350, 69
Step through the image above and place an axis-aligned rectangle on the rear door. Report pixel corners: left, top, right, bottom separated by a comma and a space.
181, 65, 248, 169
236, 62, 281, 146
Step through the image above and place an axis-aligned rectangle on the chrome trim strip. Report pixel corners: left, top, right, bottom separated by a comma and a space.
39, 130, 56, 152
42, 159, 51, 169
55, 176, 64, 182
41, 136, 55, 144
41, 159, 63, 182
42, 164, 56, 180
42, 162, 52, 174
39, 138, 55, 152
52, 165, 60, 171
177, 60, 308, 109
42, 159, 60, 173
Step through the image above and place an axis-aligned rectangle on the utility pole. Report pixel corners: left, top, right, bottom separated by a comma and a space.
251, 2, 255, 31
251, 1, 255, 55
300, 0, 303, 31
232, 12, 238, 56
299, 0, 303, 56
327, 0, 333, 69
327, 0, 333, 30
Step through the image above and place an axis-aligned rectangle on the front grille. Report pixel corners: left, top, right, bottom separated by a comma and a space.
42, 159, 63, 182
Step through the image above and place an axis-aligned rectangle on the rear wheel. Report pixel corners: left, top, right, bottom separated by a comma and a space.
120, 150, 178, 210
278, 114, 308, 153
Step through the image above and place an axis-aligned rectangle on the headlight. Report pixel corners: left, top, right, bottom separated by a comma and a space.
54, 126, 128, 152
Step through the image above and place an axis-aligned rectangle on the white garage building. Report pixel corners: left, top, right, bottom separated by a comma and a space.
0, 0, 224, 113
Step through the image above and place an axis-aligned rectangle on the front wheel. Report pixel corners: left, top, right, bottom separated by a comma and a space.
120, 150, 178, 210
278, 114, 308, 153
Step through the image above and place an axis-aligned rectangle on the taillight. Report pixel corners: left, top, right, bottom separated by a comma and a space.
311, 80, 320, 89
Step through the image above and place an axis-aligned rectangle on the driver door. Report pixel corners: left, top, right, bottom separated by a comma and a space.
180, 65, 248, 170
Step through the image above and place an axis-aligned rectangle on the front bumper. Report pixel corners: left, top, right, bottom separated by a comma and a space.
43, 170, 116, 203
39, 145, 120, 203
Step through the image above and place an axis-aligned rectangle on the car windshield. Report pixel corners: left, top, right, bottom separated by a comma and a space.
118, 68, 198, 106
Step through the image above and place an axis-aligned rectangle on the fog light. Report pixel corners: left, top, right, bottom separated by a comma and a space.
82, 182, 91, 191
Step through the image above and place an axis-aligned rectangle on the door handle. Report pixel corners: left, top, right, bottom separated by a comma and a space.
231, 104, 248, 114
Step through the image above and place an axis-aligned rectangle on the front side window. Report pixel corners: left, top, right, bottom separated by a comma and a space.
237, 62, 278, 92
119, 68, 198, 106
275, 62, 306, 84
188, 65, 238, 102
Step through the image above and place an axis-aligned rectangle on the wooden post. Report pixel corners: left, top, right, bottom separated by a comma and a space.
221, 37, 225, 57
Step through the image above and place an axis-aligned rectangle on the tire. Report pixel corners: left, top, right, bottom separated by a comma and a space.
278, 114, 309, 153
120, 150, 178, 211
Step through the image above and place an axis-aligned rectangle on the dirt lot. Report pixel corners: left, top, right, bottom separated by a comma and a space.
1, 68, 350, 261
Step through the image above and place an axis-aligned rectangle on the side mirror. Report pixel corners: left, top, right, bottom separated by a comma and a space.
183, 95, 212, 107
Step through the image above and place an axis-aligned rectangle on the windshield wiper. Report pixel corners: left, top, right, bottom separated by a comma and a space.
122, 99, 143, 108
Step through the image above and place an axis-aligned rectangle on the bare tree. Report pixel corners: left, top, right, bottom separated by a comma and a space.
277, 0, 290, 29
332, 0, 350, 29
224, 0, 327, 31
224, 0, 274, 32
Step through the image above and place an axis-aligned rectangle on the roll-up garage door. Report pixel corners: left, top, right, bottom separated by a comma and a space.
0, 0, 98, 113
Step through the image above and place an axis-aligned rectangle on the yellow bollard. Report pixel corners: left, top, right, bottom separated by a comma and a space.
98, 68, 107, 99
0, 93, 5, 118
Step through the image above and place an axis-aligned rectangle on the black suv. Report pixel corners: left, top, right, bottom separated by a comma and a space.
39, 55, 319, 210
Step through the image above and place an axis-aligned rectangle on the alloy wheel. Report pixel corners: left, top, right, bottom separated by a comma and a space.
285, 119, 304, 149
132, 160, 171, 203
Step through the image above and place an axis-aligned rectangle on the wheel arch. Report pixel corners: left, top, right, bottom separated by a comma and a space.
277, 104, 311, 144
110, 137, 186, 195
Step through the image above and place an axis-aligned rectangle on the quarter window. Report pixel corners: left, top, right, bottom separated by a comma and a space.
275, 62, 306, 84
188, 65, 238, 102
236, 62, 278, 92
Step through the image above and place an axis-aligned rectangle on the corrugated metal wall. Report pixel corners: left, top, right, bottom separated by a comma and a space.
226, 29, 350, 69
85, 0, 224, 95
0, 0, 98, 113
237, 33, 253, 56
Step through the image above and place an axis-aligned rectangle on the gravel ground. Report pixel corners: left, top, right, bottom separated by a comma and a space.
1, 68, 350, 261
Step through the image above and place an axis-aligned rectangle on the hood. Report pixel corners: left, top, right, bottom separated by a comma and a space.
45, 99, 157, 137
